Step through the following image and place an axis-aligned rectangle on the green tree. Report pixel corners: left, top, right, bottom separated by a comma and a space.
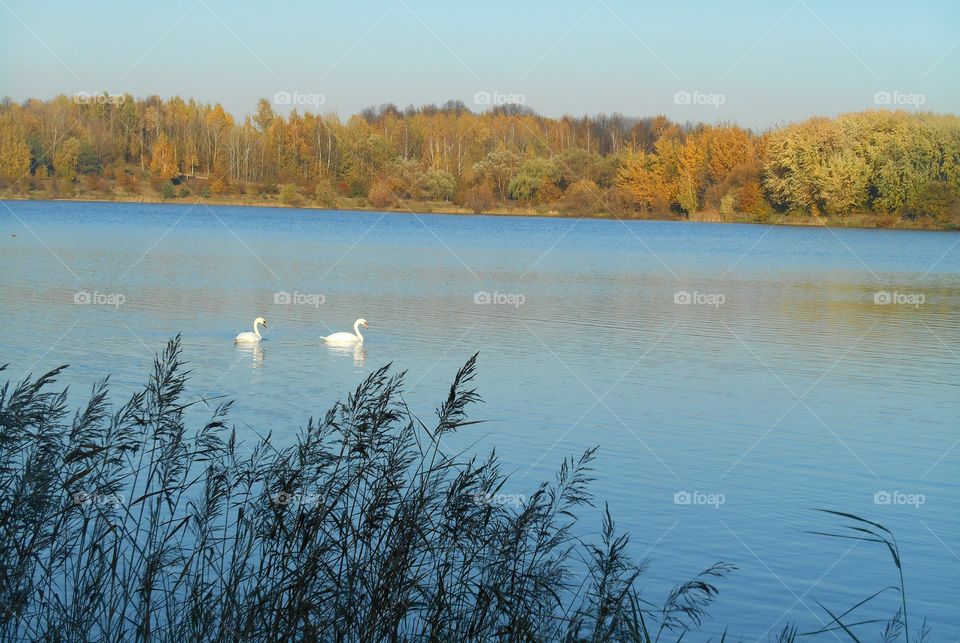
508, 157, 560, 201
473, 148, 520, 200
420, 169, 457, 201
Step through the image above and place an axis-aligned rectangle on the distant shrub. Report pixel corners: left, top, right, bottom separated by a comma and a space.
313, 179, 338, 207
160, 180, 176, 199
465, 183, 495, 214
279, 183, 303, 206
563, 179, 600, 214
719, 192, 737, 217
258, 182, 279, 196
209, 176, 229, 195
367, 179, 396, 208
178, 186, 190, 198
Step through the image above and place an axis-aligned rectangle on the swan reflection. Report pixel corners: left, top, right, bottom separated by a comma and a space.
325, 342, 366, 367
234, 341, 265, 369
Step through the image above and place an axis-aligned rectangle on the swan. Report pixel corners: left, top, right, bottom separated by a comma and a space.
324, 318, 368, 344
235, 317, 267, 343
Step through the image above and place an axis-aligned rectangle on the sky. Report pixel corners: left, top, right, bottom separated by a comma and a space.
1, 0, 957, 129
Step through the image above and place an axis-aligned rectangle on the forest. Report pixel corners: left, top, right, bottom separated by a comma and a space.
1, 94, 959, 227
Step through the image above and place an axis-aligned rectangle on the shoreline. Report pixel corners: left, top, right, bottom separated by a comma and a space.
2, 193, 956, 232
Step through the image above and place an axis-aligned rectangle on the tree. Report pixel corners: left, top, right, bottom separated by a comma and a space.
53, 138, 81, 182
472, 148, 519, 200
508, 157, 560, 201
618, 152, 666, 211
674, 135, 707, 214
903, 181, 959, 220
314, 179, 338, 207
254, 98, 275, 133
279, 183, 303, 206
420, 169, 457, 201
77, 143, 103, 175
0, 115, 30, 182
150, 133, 178, 179
817, 150, 871, 215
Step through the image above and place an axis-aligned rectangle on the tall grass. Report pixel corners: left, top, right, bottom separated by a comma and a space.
1, 336, 736, 641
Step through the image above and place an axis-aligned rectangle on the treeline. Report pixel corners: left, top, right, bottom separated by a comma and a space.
1, 94, 958, 223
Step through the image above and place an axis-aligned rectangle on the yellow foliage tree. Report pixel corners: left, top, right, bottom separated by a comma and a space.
54, 138, 81, 182
0, 116, 30, 182
150, 133, 178, 179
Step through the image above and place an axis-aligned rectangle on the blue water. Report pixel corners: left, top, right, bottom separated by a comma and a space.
1, 200, 958, 639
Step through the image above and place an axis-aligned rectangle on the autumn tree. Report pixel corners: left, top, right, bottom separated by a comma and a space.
53, 138, 82, 182
150, 133, 178, 179
473, 148, 519, 200
0, 114, 30, 182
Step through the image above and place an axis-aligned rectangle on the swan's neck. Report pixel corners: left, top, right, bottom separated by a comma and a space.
253, 321, 263, 338
354, 320, 364, 343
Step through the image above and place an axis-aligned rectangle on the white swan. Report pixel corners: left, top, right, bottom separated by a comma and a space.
324, 318, 368, 344
235, 317, 267, 343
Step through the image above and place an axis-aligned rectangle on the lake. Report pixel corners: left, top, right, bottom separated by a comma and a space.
1, 199, 958, 639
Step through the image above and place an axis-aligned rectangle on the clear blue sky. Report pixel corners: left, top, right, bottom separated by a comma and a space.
1, 0, 957, 128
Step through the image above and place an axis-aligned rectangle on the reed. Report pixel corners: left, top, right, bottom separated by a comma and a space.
1, 336, 735, 642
